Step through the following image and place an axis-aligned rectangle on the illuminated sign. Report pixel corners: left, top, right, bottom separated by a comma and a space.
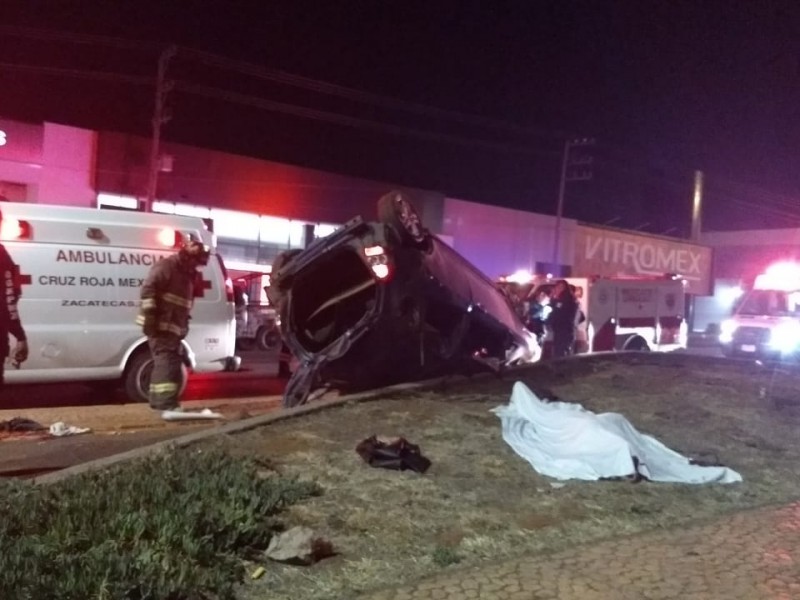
0, 130, 6, 146
574, 225, 712, 295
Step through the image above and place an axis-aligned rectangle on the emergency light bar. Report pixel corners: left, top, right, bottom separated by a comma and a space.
158, 227, 178, 247
754, 261, 800, 292
0, 218, 32, 241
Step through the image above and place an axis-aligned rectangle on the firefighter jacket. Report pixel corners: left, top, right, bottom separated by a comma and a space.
136, 253, 197, 338
0, 243, 26, 358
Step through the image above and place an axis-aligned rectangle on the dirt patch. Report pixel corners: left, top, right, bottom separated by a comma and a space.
195, 354, 800, 599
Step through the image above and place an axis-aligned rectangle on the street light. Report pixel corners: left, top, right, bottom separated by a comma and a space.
552, 137, 595, 269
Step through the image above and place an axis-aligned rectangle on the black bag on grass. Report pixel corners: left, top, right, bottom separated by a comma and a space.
355, 435, 431, 474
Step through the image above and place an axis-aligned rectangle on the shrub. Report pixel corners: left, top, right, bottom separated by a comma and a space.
0, 447, 320, 600
431, 546, 462, 567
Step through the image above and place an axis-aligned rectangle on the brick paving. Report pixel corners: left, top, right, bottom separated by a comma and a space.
360, 501, 800, 599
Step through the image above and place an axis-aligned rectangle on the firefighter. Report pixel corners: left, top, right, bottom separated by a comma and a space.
136, 235, 210, 411
548, 279, 579, 358
0, 222, 27, 387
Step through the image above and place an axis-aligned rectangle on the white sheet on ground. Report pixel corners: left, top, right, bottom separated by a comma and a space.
492, 382, 742, 484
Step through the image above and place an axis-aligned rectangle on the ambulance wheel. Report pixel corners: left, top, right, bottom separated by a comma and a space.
256, 326, 281, 350
124, 349, 188, 403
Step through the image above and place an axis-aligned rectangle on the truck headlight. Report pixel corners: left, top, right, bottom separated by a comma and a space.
719, 319, 737, 343
769, 322, 800, 354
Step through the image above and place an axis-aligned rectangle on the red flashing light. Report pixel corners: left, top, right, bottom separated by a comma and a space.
754, 261, 800, 291
371, 264, 390, 279
158, 227, 178, 247
0, 219, 32, 241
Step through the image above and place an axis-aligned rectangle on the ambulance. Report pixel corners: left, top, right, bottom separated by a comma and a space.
0, 202, 240, 402
719, 262, 800, 360
499, 271, 688, 355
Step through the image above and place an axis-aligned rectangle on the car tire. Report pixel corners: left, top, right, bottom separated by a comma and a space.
377, 191, 430, 247
256, 326, 282, 350
123, 348, 188, 403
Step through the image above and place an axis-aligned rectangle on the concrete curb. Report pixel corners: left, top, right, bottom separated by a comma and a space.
31, 368, 512, 485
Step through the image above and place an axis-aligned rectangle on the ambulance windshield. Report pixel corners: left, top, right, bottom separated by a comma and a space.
738, 290, 800, 317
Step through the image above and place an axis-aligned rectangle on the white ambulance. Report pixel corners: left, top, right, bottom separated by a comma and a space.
719, 262, 800, 360
0, 202, 239, 402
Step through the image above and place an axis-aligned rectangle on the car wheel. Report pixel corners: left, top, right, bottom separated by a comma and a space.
256, 326, 282, 350
123, 348, 188, 403
377, 191, 429, 247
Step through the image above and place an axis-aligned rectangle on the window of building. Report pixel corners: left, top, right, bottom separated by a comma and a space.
97, 193, 139, 210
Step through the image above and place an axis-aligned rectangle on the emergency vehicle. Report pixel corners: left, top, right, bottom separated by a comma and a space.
231, 270, 281, 351
719, 262, 800, 360
498, 271, 688, 354
0, 202, 240, 402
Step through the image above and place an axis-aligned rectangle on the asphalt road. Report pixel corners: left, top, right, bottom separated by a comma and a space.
0, 348, 285, 410
0, 338, 728, 411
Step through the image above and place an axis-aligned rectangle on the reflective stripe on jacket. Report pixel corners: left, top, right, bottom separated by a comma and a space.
136, 253, 197, 338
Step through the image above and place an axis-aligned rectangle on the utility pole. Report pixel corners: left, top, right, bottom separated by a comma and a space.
551, 137, 595, 270
691, 170, 704, 241
144, 45, 177, 213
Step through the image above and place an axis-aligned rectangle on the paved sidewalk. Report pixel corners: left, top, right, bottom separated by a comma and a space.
361, 501, 800, 599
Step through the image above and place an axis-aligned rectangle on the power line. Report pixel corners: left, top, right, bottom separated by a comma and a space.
0, 24, 162, 52
0, 59, 554, 155
0, 62, 152, 85
178, 47, 566, 140
173, 80, 549, 155
0, 25, 564, 140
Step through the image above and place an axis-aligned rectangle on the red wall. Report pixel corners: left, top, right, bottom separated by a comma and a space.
95, 131, 444, 227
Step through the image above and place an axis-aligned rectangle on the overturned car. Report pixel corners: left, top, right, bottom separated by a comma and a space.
268, 191, 541, 407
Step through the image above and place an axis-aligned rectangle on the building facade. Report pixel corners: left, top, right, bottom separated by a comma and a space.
2, 117, 720, 320
0, 118, 96, 206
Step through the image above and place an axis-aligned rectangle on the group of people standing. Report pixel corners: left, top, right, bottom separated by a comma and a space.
513, 279, 585, 358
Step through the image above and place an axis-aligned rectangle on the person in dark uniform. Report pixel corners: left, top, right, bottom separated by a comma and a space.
526, 288, 551, 345
0, 230, 27, 386
136, 235, 210, 411
547, 279, 579, 358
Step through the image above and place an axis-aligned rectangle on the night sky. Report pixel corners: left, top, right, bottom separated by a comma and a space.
2, 1, 800, 234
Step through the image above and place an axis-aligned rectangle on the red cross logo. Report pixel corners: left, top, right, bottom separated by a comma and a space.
15, 268, 31, 289
193, 276, 213, 298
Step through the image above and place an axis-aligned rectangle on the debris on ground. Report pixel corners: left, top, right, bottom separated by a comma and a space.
355, 435, 432, 473
0, 417, 49, 441
48, 422, 92, 437
493, 381, 743, 484
1, 417, 46, 432
161, 408, 224, 421
265, 526, 334, 565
